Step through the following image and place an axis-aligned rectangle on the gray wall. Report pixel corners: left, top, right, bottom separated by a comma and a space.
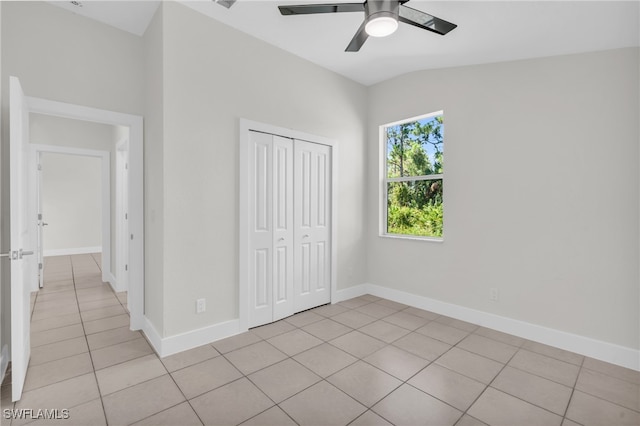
367, 48, 640, 350
30, 114, 115, 261
40, 153, 102, 253
142, 5, 165, 333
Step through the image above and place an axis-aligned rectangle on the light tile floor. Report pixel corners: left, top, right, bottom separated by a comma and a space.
1, 254, 639, 425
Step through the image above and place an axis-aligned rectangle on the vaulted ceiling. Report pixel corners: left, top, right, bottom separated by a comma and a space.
48, 1, 640, 85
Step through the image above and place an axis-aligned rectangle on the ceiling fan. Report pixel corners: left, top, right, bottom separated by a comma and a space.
278, 0, 457, 52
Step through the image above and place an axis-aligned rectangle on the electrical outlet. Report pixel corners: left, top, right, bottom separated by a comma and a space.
196, 298, 206, 313
489, 288, 499, 302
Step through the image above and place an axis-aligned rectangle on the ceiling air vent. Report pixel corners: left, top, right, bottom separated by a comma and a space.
216, 0, 237, 9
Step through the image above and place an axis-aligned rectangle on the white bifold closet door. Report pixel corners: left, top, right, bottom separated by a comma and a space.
248, 131, 295, 327
247, 131, 331, 328
293, 140, 332, 313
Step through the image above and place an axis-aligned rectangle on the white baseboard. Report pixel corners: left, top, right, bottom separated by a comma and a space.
363, 283, 639, 371
144, 284, 367, 358
106, 272, 119, 293
0, 344, 9, 385
141, 316, 241, 358
44, 246, 102, 257
142, 317, 163, 356
140, 282, 639, 371
334, 284, 368, 302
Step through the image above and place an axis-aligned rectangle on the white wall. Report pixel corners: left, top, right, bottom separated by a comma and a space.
159, 2, 368, 336
30, 114, 115, 152
40, 153, 102, 254
367, 48, 640, 351
142, 5, 165, 333
0, 2, 143, 116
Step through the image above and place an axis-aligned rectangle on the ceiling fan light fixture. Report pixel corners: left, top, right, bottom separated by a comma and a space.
365, 13, 398, 37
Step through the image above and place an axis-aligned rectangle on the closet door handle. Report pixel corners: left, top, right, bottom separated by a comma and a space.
278, 237, 285, 242
303, 234, 309, 238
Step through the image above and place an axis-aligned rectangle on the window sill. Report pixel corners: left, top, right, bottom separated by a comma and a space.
379, 233, 444, 243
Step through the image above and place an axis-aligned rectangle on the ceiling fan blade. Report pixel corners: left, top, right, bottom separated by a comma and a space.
398, 4, 457, 35
279, 3, 365, 15
217, 0, 236, 8
345, 20, 368, 52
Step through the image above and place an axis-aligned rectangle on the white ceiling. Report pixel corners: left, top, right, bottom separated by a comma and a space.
48, 0, 161, 36
49, 0, 640, 86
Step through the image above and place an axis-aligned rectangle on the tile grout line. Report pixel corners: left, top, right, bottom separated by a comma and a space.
252, 302, 470, 425
453, 342, 523, 424
69, 255, 110, 425
249, 304, 441, 425
325, 300, 468, 424
283, 301, 460, 423
296, 300, 578, 425
152, 298, 640, 425
561, 355, 586, 426
205, 318, 362, 424
26, 288, 633, 426
129, 353, 207, 426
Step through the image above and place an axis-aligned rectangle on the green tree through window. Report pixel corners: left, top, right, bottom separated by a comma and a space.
384, 113, 443, 238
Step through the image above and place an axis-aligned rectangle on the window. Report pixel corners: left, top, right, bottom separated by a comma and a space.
381, 111, 444, 239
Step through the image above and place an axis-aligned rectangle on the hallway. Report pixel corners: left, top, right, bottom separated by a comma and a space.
1, 254, 136, 425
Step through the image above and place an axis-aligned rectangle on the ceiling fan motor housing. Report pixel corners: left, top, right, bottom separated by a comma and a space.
366, 0, 400, 22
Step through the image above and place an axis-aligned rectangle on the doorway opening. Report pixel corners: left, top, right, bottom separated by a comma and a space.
6, 76, 143, 402
25, 95, 144, 330
32, 144, 112, 289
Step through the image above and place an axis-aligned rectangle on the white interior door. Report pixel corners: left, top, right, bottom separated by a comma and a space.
36, 152, 44, 289
248, 131, 274, 327
294, 139, 332, 312
9, 76, 34, 402
247, 131, 294, 327
271, 136, 294, 321
116, 140, 130, 293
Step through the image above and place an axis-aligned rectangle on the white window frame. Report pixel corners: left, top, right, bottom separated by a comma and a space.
379, 110, 444, 242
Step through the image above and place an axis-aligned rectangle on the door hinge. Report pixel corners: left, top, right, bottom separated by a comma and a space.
125, 264, 128, 271
39, 262, 43, 270
125, 213, 128, 220
130, 234, 134, 240
37, 164, 42, 171
38, 213, 42, 221
125, 163, 128, 170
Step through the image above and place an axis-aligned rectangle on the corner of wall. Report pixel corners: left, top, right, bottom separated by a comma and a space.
142, 2, 165, 336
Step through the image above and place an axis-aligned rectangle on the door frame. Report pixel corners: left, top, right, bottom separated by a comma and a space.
239, 119, 338, 331
115, 137, 130, 294
26, 96, 145, 330
30, 145, 111, 287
